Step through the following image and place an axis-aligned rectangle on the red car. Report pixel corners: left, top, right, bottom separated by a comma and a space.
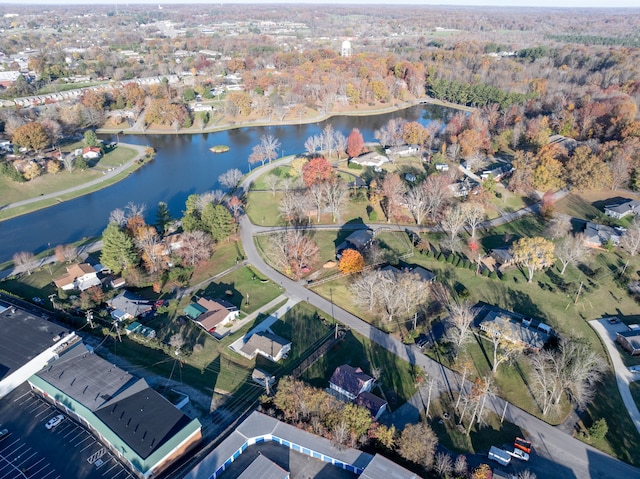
514, 437, 532, 454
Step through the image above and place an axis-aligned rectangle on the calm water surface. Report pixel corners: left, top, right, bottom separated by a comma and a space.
0, 104, 455, 262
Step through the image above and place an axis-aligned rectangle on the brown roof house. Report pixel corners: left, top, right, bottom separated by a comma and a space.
188, 297, 239, 334
239, 332, 291, 362
53, 263, 101, 292
329, 365, 374, 401
479, 309, 551, 352
355, 391, 388, 421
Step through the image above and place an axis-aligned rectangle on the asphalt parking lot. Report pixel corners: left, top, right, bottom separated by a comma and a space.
0, 383, 135, 479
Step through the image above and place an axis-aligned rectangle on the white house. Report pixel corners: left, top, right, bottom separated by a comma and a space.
239, 332, 291, 362
82, 146, 102, 159
53, 263, 101, 291
328, 364, 374, 401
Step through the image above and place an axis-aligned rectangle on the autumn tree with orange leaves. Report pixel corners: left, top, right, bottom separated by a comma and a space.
302, 156, 334, 187
338, 249, 365, 274
346, 128, 365, 158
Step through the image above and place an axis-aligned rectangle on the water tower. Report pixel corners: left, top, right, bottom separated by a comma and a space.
341, 40, 352, 58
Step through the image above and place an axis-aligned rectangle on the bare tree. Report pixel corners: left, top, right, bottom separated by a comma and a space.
265, 174, 280, 197
177, 230, 213, 267
306, 182, 325, 222
350, 270, 381, 312
55, 244, 78, 263
453, 455, 468, 478
620, 219, 640, 256
545, 213, 572, 240
423, 174, 451, 221
260, 134, 281, 163
135, 226, 164, 273
517, 471, 537, 479
169, 333, 185, 355
405, 185, 429, 225
334, 130, 347, 159
196, 190, 224, 210
13, 251, 36, 275
125, 202, 146, 219
218, 168, 243, 190
441, 205, 466, 252
377, 271, 404, 322
324, 178, 349, 222
482, 321, 525, 373
445, 301, 475, 359
434, 452, 453, 478
304, 134, 322, 156
397, 271, 430, 325
608, 151, 631, 190
62, 154, 75, 172
279, 189, 306, 224
555, 233, 588, 274
267, 230, 319, 280
322, 124, 336, 158
461, 201, 485, 238
109, 208, 127, 226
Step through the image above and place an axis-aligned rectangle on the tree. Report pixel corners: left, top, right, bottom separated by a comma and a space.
302, 156, 333, 187
422, 174, 451, 221
405, 185, 429, 225
46, 159, 61, 175
201, 203, 234, 242
54, 244, 77, 263
100, 223, 137, 274
441, 205, 466, 252
177, 230, 213, 267
268, 230, 319, 280
218, 168, 243, 190
510, 237, 555, 283
620, 220, 640, 256
445, 301, 475, 359
397, 422, 438, 468
472, 464, 492, 479
402, 121, 428, 148
227, 196, 243, 218
154, 202, 173, 235
260, 134, 281, 164
350, 270, 380, 312
339, 249, 365, 274
483, 321, 525, 373
12, 251, 35, 275
461, 202, 485, 238
555, 233, 588, 274
529, 338, 606, 416
135, 225, 164, 273
565, 145, 611, 192
434, 453, 453, 478
12, 122, 49, 152
84, 130, 99, 147
381, 174, 406, 221
22, 162, 41, 181
265, 174, 280, 196
346, 128, 365, 158
545, 213, 572, 240
306, 182, 325, 222
323, 177, 349, 222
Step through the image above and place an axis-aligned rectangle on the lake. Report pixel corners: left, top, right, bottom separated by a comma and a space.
0, 104, 456, 262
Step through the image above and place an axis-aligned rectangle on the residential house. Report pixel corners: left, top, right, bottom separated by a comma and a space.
583, 222, 623, 249
478, 309, 550, 351
251, 368, 275, 388
355, 391, 388, 421
239, 332, 291, 362
336, 229, 374, 258
434, 163, 449, 171
125, 321, 156, 339
107, 291, 153, 321
491, 248, 515, 270
53, 263, 101, 292
329, 364, 374, 401
616, 328, 640, 356
380, 264, 436, 283
548, 134, 578, 152
448, 177, 476, 197
385, 144, 419, 157
188, 297, 239, 334
604, 199, 640, 220
82, 146, 102, 159
404, 173, 417, 183
0, 71, 21, 88
480, 164, 514, 181
350, 152, 390, 168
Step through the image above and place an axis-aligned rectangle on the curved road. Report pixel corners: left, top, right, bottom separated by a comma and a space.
238, 171, 640, 478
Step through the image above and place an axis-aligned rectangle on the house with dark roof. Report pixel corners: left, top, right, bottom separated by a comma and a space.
380, 264, 435, 283
107, 291, 153, 321
336, 229, 374, 258
616, 328, 640, 356
583, 222, 622, 249
28, 343, 202, 479
355, 391, 388, 421
239, 332, 291, 362
329, 365, 374, 401
0, 300, 77, 398
604, 199, 640, 220
53, 263, 101, 291
186, 297, 239, 334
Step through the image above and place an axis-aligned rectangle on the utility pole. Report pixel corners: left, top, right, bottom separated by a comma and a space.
574, 280, 584, 304
86, 310, 94, 329
114, 321, 122, 342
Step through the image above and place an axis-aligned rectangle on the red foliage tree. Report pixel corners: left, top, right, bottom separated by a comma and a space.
302, 156, 333, 187
346, 128, 365, 158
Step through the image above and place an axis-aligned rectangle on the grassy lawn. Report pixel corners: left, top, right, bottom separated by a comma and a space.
302, 330, 419, 409
245, 191, 285, 226
630, 381, 640, 411
555, 190, 640, 222
0, 262, 68, 303
96, 145, 137, 168
198, 265, 283, 315
249, 165, 294, 190
188, 240, 245, 286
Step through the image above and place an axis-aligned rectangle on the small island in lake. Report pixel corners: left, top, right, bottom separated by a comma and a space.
210, 145, 230, 153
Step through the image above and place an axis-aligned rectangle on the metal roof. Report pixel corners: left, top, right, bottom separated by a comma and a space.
237, 454, 288, 479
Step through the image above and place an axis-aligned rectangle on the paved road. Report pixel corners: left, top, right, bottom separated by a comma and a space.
590, 318, 640, 436
239, 210, 640, 478
0, 143, 148, 212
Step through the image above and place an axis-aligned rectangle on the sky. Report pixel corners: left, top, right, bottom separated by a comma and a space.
2, 0, 639, 8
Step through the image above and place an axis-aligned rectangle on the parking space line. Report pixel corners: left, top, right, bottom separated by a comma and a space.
35, 406, 53, 418
29, 462, 52, 478
16, 450, 37, 467
13, 391, 31, 403
68, 430, 85, 443
72, 434, 93, 447
101, 461, 119, 476
80, 440, 97, 453
38, 468, 58, 479
109, 468, 126, 479
63, 426, 80, 438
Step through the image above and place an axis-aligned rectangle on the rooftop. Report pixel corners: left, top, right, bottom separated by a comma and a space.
236, 454, 288, 479
0, 301, 71, 381
240, 332, 291, 359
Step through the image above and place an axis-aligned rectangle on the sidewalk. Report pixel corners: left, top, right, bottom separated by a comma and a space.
228, 297, 300, 352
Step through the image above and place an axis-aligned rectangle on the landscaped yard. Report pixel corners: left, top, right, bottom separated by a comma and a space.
302, 329, 420, 409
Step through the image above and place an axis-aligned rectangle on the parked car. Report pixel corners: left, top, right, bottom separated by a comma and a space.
45, 414, 65, 430
0, 428, 8, 440
510, 448, 530, 461
415, 333, 431, 350
629, 365, 640, 375
514, 437, 532, 454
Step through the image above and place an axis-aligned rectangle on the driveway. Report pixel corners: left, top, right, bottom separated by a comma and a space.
589, 318, 640, 436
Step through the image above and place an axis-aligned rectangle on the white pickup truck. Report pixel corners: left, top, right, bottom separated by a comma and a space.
489, 446, 512, 466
